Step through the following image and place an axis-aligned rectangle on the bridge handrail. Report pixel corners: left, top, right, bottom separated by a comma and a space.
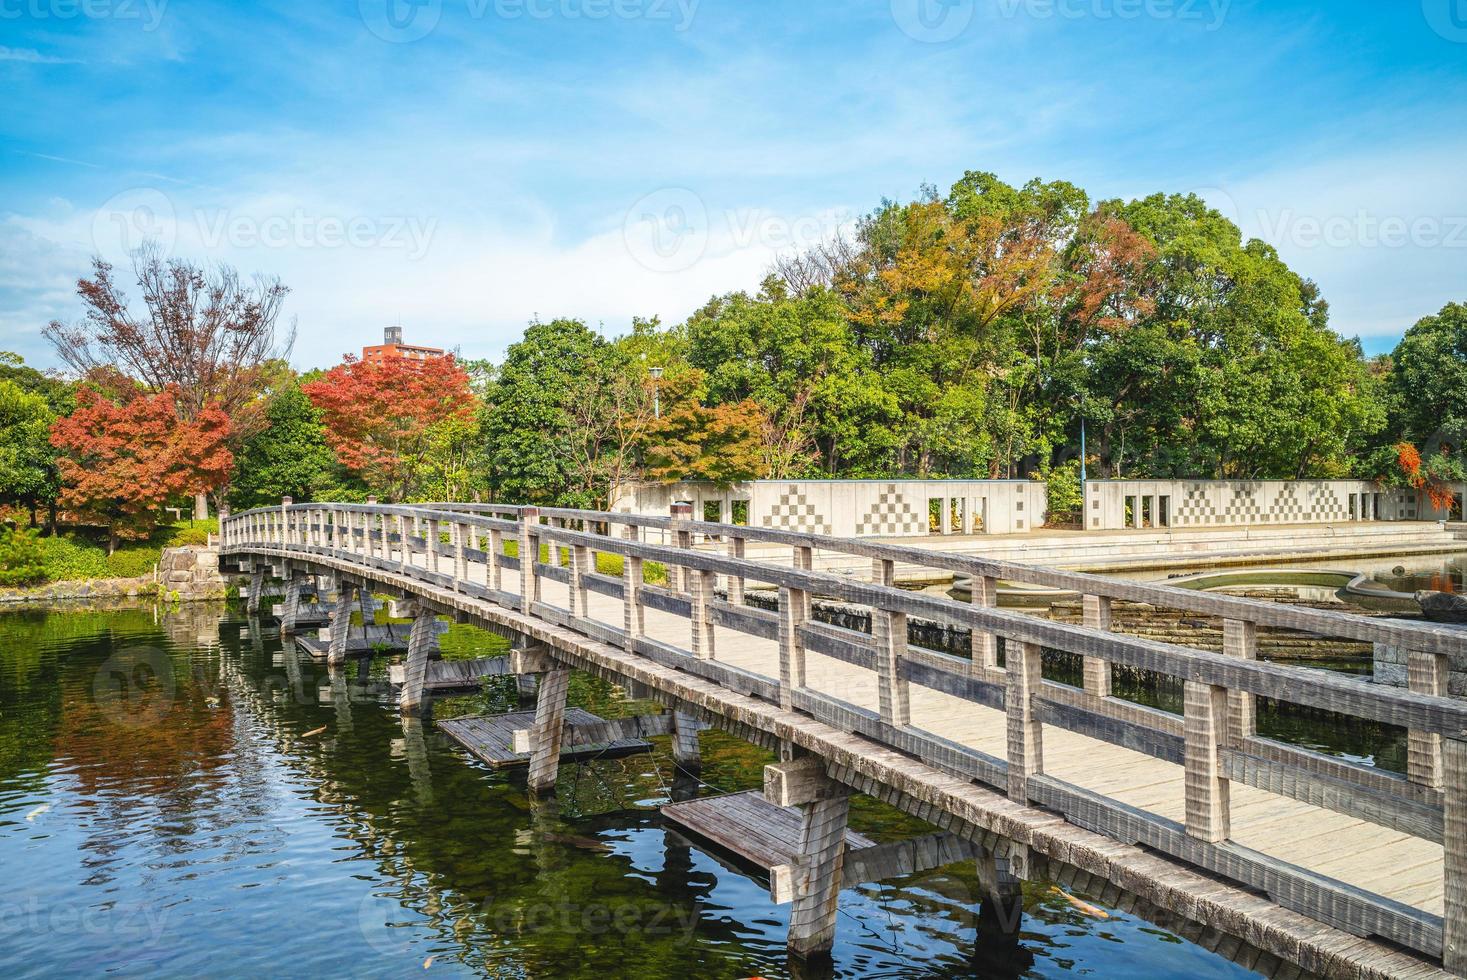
220, 498, 1467, 967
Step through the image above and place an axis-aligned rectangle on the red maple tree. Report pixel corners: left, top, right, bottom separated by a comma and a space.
302, 355, 477, 501
50, 386, 233, 551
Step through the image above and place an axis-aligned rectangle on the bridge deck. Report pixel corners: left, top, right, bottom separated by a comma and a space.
523, 572, 1446, 917
223, 503, 1467, 976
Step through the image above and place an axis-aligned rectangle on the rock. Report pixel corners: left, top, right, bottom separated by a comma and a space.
1417, 591, 1467, 625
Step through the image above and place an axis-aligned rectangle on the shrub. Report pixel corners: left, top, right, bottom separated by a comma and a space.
0, 527, 48, 586
1037, 459, 1084, 526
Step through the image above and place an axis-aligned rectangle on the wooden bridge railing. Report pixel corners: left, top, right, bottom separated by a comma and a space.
222, 499, 1467, 971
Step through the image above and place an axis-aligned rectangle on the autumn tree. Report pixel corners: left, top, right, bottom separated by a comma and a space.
642, 370, 767, 485
50, 386, 233, 552
43, 241, 293, 517
302, 355, 477, 502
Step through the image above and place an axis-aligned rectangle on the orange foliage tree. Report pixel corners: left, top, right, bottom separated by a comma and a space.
302, 355, 477, 501
642, 370, 768, 485
50, 386, 233, 551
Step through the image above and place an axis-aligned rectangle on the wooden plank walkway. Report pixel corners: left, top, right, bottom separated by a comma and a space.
438, 707, 652, 768
534, 574, 1449, 917
662, 790, 873, 871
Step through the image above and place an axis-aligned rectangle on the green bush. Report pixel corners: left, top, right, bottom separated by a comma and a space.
1037, 459, 1084, 526
0, 527, 47, 586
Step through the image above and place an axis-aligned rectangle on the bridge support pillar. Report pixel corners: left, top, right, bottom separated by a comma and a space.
398, 603, 438, 715
527, 667, 571, 794
765, 757, 851, 960
973, 845, 1030, 974
246, 566, 265, 615
326, 583, 358, 668
280, 574, 307, 634
670, 711, 702, 771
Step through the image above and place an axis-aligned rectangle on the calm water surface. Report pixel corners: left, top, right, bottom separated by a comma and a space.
0, 604, 1271, 978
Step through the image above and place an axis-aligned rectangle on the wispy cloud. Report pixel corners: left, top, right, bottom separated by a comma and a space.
0, 46, 80, 65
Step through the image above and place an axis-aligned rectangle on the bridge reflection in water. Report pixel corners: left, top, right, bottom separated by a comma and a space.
221, 500, 1467, 978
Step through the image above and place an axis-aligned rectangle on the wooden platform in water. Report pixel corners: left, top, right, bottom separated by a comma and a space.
438, 708, 652, 768
662, 790, 873, 872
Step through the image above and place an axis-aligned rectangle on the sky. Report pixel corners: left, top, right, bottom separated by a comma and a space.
2, 0, 1465, 371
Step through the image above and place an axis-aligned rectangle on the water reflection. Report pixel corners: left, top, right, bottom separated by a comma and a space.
0, 604, 1265, 978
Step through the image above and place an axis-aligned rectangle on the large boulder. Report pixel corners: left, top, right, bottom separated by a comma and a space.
1417, 590, 1467, 625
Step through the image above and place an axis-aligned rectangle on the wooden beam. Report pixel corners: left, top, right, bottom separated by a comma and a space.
1082, 594, 1112, 698
527, 668, 570, 793
1183, 680, 1230, 843
1005, 640, 1043, 803
765, 756, 850, 808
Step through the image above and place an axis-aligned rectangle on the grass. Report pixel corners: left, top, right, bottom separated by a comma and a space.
500, 538, 667, 585
22, 519, 220, 585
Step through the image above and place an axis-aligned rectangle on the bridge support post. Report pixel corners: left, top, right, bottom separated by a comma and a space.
280, 573, 307, 634
246, 566, 265, 615
671, 711, 702, 771
398, 603, 438, 715
765, 757, 851, 960
622, 524, 644, 647
326, 582, 358, 668
1005, 641, 1044, 802
1445, 736, 1467, 975
976, 845, 1026, 939
1082, 595, 1112, 698
528, 666, 571, 794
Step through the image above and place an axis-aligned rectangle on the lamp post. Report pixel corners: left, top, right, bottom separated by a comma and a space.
649, 366, 663, 419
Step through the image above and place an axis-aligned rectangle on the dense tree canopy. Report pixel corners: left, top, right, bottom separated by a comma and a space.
229, 379, 342, 508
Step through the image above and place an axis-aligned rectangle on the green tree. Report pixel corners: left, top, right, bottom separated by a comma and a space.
229, 380, 341, 508
1387, 302, 1467, 460
0, 379, 60, 528
482, 319, 607, 506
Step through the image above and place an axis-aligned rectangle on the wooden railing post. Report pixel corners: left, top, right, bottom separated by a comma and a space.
1082, 594, 1112, 698
1409, 651, 1449, 788
971, 574, 998, 672
873, 558, 910, 728
691, 563, 716, 661
453, 520, 468, 589
364, 498, 378, 561
488, 524, 503, 592
1005, 640, 1043, 802
570, 541, 591, 618
280, 497, 292, 548
396, 514, 410, 574
1223, 619, 1257, 746
519, 507, 540, 614
778, 584, 809, 711
671, 503, 693, 592
726, 534, 746, 605
1444, 736, 1467, 975
622, 523, 643, 647
1183, 680, 1231, 842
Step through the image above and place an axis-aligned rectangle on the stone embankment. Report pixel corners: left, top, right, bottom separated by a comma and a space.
0, 545, 229, 606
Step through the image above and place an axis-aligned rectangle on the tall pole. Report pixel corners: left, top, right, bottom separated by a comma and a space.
650, 366, 663, 420
1080, 416, 1088, 506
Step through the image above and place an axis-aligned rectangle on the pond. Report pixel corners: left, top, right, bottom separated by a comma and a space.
1369, 552, 1467, 595
0, 604, 1276, 979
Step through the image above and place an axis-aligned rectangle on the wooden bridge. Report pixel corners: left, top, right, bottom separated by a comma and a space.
220, 499, 1467, 979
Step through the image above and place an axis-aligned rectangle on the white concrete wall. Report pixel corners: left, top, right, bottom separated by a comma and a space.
1085, 479, 1465, 530
610, 480, 1047, 536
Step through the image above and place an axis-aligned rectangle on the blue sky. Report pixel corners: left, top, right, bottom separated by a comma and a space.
2, 0, 1465, 370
